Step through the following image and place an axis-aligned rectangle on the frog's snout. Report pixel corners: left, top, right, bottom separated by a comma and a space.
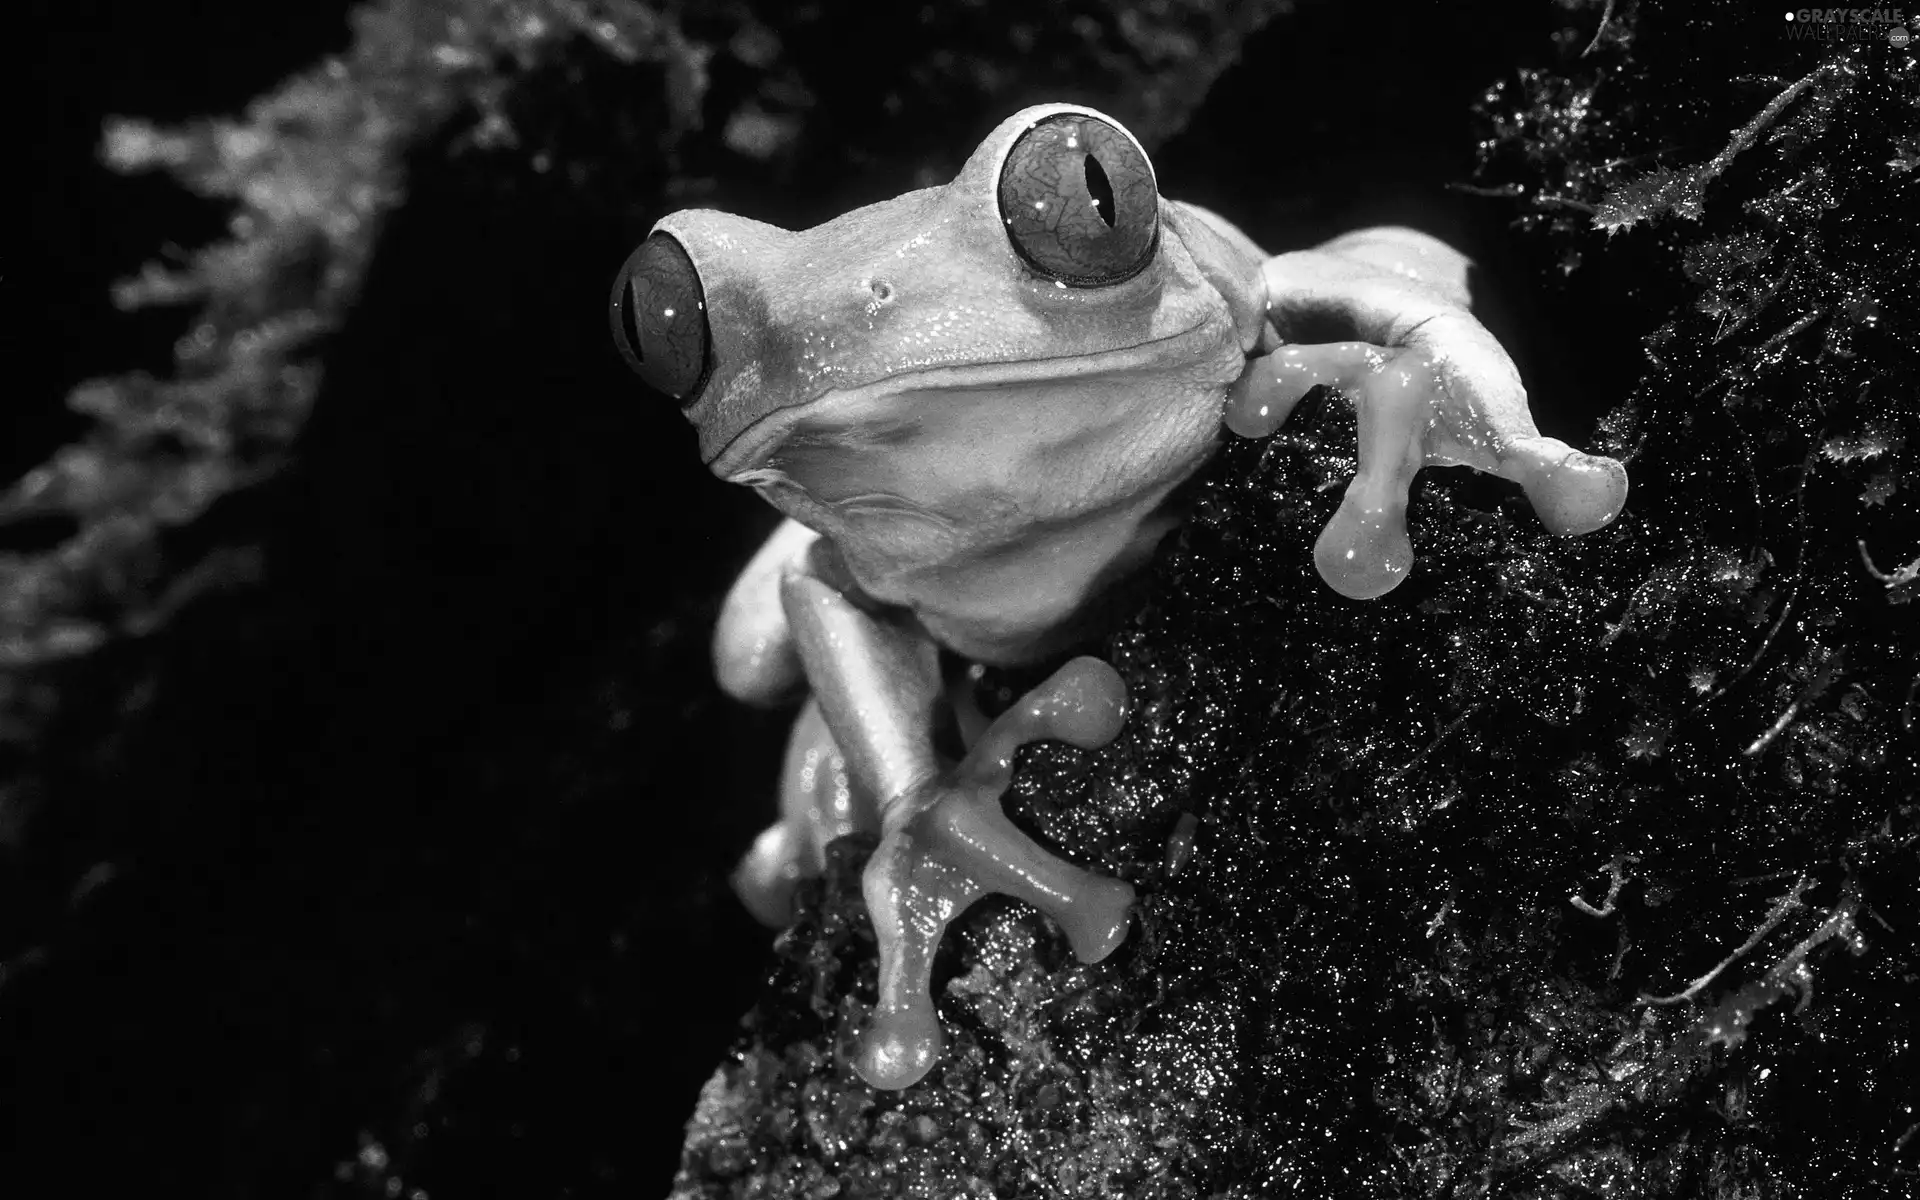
609, 231, 712, 406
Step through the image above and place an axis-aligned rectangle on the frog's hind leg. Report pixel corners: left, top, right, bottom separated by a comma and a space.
733, 698, 881, 927
713, 518, 818, 707
723, 518, 841, 925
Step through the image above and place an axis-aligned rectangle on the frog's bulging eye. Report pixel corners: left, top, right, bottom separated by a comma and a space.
997, 113, 1158, 287
609, 232, 711, 405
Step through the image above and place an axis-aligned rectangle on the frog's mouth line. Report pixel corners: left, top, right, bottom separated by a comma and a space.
707, 320, 1225, 479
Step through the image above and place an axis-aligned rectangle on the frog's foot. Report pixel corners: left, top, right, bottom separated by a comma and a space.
734, 820, 809, 928
854, 657, 1135, 1090
1226, 337, 1628, 599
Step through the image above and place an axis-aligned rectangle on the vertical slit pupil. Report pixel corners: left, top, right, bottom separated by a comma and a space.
622, 278, 647, 362
1083, 154, 1115, 227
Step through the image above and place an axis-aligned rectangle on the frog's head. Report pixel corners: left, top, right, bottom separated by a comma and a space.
611, 105, 1269, 476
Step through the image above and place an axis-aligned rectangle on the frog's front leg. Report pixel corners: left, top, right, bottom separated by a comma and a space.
1230, 228, 1630, 599
779, 559, 1136, 1090
719, 519, 867, 926
1314, 225, 1475, 309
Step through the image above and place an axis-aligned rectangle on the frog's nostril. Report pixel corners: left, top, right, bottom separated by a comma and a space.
1083, 155, 1116, 228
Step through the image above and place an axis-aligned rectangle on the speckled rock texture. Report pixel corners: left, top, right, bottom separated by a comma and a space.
669, 6, 1920, 1198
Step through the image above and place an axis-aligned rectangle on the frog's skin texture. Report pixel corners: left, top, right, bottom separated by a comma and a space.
610, 104, 1628, 1090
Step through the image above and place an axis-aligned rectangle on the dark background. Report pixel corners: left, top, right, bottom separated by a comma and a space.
13, 1, 1646, 1194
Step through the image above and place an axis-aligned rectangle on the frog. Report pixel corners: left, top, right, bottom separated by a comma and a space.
608, 103, 1628, 1091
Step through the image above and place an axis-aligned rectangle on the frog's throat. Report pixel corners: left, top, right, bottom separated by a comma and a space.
706, 319, 1226, 481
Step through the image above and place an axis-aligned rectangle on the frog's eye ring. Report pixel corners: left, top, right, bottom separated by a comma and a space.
997, 113, 1158, 287
609, 232, 711, 405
